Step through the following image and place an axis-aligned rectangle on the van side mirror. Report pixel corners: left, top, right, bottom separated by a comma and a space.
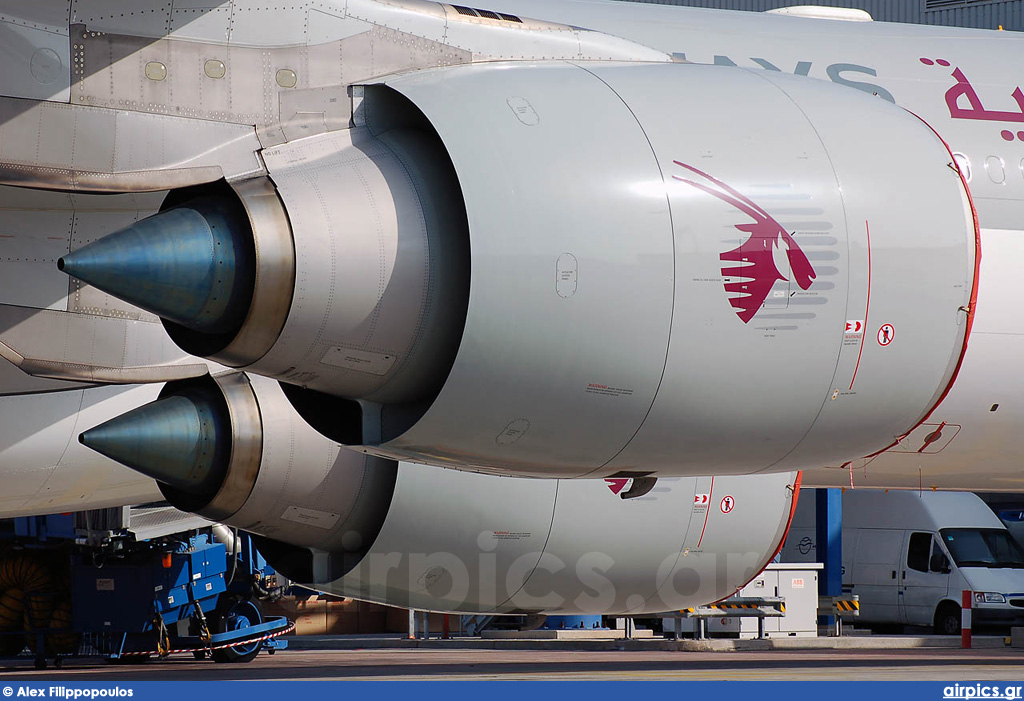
930, 552, 951, 574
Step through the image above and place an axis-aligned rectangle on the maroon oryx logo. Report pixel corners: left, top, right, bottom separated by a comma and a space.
673, 161, 816, 323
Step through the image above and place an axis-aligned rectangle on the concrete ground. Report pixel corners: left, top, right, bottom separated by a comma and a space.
284, 632, 1012, 651
1, 635, 1022, 680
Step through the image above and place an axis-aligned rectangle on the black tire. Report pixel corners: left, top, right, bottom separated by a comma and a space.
210, 596, 263, 664
934, 602, 962, 635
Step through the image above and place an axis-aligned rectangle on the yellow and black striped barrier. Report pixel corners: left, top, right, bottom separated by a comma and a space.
679, 596, 786, 618
684, 601, 786, 614
834, 598, 859, 614
675, 597, 786, 641
818, 595, 860, 617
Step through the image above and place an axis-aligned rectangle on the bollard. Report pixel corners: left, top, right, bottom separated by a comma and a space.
961, 590, 972, 649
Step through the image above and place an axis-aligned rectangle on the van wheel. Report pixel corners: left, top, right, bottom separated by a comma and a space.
934, 602, 961, 635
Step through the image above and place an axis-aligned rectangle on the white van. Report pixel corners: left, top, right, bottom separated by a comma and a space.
781, 490, 1024, 633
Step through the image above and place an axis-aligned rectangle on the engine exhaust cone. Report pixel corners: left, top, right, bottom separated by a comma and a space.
58, 197, 255, 335
79, 393, 230, 495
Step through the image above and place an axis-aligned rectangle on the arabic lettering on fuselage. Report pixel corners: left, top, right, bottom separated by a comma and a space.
928, 57, 1024, 142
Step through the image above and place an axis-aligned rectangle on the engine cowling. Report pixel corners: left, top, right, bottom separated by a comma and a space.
79, 370, 800, 614
322, 465, 799, 615
63, 61, 977, 478
358, 62, 977, 478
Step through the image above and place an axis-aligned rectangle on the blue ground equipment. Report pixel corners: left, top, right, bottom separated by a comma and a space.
1, 508, 290, 669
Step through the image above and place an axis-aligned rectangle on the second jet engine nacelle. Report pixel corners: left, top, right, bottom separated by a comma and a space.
320, 466, 799, 615
65, 60, 977, 478
81, 370, 800, 614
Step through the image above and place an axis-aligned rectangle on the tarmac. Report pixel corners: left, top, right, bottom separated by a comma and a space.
285, 631, 1014, 652
1, 633, 1022, 680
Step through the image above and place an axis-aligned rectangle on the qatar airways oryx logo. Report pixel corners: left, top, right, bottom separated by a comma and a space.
672, 162, 816, 323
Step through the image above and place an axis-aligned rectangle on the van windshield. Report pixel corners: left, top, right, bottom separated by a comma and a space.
939, 528, 1024, 568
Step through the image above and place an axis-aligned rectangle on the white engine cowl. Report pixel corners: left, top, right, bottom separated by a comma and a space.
323, 466, 800, 615
353, 61, 977, 478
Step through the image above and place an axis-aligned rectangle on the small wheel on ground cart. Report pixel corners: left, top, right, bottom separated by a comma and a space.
211, 596, 263, 664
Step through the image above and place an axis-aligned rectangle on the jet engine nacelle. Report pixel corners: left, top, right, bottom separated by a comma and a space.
324, 465, 798, 615
64, 61, 977, 478
354, 62, 977, 478
81, 371, 800, 614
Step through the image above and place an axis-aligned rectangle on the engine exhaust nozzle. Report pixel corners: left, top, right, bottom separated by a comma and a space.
81, 372, 264, 521
58, 196, 256, 336
79, 389, 230, 496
